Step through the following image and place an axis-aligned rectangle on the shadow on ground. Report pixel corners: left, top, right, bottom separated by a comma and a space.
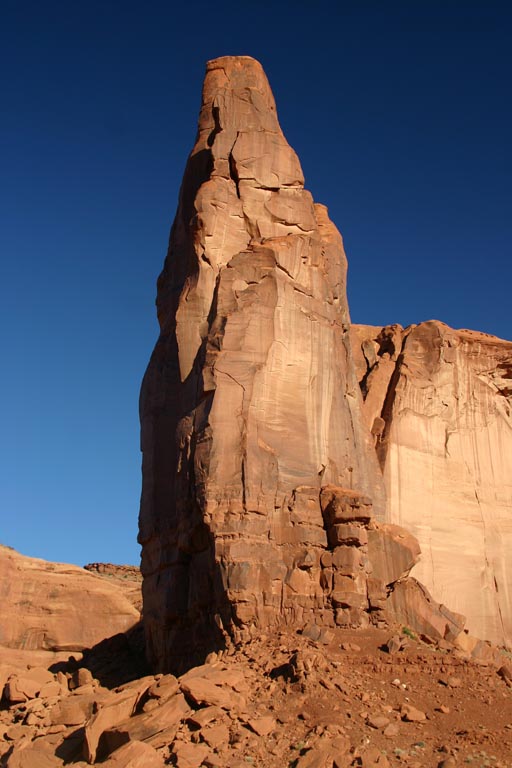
49, 621, 151, 689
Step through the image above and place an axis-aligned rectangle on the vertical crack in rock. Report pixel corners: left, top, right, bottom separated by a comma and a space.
375, 330, 410, 471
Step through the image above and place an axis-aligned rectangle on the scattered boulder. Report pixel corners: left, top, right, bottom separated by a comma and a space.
401, 703, 427, 722
101, 740, 164, 767
246, 715, 276, 736
386, 578, 466, 642
171, 741, 210, 768
367, 524, 420, 585
84, 689, 143, 763
179, 667, 246, 711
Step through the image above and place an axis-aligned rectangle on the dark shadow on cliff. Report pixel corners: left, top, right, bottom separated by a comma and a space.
145, 523, 234, 676
140, 249, 238, 675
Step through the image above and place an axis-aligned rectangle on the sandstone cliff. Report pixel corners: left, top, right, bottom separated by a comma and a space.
138, 57, 483, 672
0, 545, 140, 664
351, 321, 512, 648
139, 56, 392, 670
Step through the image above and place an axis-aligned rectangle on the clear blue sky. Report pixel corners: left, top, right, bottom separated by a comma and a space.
1, 1, 510, 566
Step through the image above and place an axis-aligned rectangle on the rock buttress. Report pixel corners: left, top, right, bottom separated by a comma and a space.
351, 320, 512, 648
138, 56, 385, 671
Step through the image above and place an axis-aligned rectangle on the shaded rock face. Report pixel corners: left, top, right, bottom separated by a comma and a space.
139, 56, 386, 670
351, 321, 512, 647
0, 546, 140, 658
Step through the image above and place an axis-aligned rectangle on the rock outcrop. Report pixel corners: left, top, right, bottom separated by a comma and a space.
139, 57, 484, 672
139, 55, 387, 670
351, 321, 512, 648
0, 545, 140, 662
84, 563, 142, 612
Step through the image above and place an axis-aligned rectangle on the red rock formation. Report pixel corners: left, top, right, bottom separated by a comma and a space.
351, 320, 512, 648
0, 545, 140, 664
139, 56, 485, 672
2, 625, 510, 768
138, 56, 386, 670
84, 563, 142, 612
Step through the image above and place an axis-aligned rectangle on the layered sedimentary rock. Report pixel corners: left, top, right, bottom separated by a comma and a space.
139, 56, 388, 670
351, 320, 512, 647
0, 545, 140, 659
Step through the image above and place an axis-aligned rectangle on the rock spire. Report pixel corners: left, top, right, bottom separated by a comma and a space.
139, 56, 480, 672
138, 56, 388, 670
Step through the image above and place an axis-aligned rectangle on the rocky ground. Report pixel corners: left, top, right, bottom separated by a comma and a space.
1, 623, 512, 768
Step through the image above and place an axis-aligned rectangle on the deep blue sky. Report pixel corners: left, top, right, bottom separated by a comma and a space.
1, 1, 510, 566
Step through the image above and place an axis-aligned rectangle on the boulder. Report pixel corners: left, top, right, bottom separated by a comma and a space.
179, 669, 246, 711
83, 686, 148, 763
101, 740, 164, 767
367, 523, 420, 585
171, 742, 210, 768
100, 692, 190, 752
386, 577, 466, 641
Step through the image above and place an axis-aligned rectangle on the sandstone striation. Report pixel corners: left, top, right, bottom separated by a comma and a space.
0, 545, 140, 662
351, 320, 512, 648
139, 55, 387, 670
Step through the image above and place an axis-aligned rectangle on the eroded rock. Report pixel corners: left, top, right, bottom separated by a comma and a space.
0, 545, 139, 658
351, 321, 512, 648
139, 54, 385, 671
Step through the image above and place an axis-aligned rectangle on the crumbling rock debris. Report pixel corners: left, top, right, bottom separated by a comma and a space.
1, 624, 512, 767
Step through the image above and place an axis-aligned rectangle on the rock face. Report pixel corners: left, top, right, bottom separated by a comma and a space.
84, 563, 143, 612
138, 56, 493, 671
351, 321, 512, 647
0, 545, 140, 658
139, 55, 387, 670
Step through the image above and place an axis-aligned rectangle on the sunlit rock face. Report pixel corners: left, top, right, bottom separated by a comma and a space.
351, 320, 512, 647
138, 56, 385, 671
0, 545, 140, 656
